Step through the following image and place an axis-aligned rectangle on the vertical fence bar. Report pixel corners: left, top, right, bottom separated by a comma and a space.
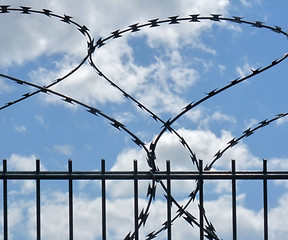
36, 159, 41, 240
166, 160, 172, 240
263, 159, 268, 240
3, 159, 8, 240
101, 159, 106, 240
133, 160, 139, 240
232, 159, 237, 240
199, 160, 204, 240
68, 159, 73, 240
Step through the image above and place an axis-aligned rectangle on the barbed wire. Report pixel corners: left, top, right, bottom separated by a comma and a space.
0, 6, 287, 239
88, 13, 288, 240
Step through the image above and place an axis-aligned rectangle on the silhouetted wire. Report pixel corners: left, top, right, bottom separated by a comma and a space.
0, 6, 94, 111
88, 14, 288, 239
1, 7, 288, 239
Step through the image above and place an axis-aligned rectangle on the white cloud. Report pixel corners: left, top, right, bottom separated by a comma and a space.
218, 64, 226, 74
0, 9, 87, 67
35, 115, 49, 131
107, 127, 263, 200
53, 144, 74, 156
204, 194, 264, 239
111, 127, 263, 173
240, 0, 252, 7
14, 124, 27, 133
276, 115, 288, 125
8, 153, 43, 171
5, 154, 47, 195
200, 111, 237, 129
240, 0, 263, 7
269, 193, 288, 239
0, 0, 231, 68
0, 77, 13, 93
236, 60, 259, 78
0, 0, 239, 120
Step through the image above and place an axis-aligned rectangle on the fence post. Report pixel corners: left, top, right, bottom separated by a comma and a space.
101, 159, 106, 240
199, 160, 204, 240
36, 159, 41, 240
68, 159, 73, 240
133, 160, 139, 240
3, 159, 8, 240
232, 159, 237, 240
166, 160, 172, 240
263, 159, 268, 240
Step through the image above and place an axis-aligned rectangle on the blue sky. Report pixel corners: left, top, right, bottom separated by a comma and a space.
0, 0, 288, 239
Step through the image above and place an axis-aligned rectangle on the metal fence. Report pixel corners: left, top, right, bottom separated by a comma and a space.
1, 158, 287, 240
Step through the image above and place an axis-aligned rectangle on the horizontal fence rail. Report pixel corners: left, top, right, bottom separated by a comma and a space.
1, 159, 287, 240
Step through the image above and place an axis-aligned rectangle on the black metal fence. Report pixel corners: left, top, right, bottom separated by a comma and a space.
1, 158, 287, 240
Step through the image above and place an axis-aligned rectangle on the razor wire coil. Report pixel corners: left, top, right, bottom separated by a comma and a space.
0, 6, 288, 239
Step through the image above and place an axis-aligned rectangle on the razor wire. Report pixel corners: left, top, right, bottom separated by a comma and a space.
87, 13, 288, 239
0, 72, 219, 239
0, 5, 191, 171
0, 9, 204, 238
0, 6, 288, 239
